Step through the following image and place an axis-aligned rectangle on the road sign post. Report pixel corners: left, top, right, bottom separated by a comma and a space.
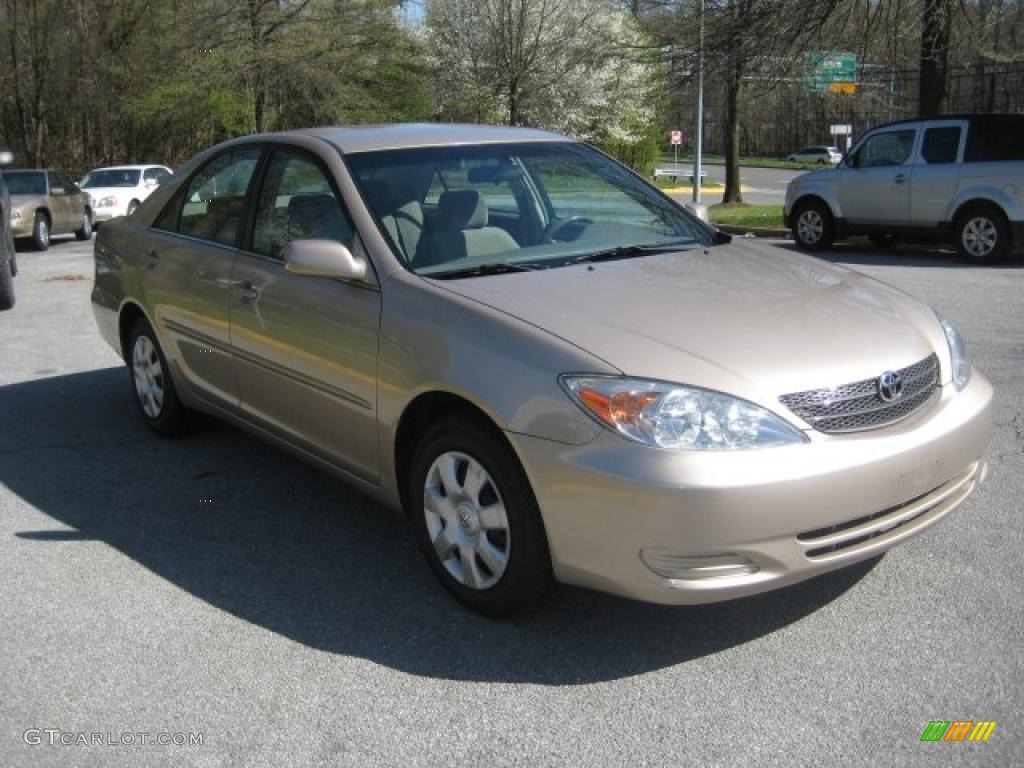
670, 130, 682, 168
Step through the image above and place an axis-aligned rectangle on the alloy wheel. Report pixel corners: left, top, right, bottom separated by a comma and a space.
962, 216, 997, 259
423, 451, 510, 590
797, 209, 823, 244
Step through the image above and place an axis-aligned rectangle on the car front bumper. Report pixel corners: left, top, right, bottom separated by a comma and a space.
10, 217, 34, 238
92, 204, 128, 223
513, 371, 993, 605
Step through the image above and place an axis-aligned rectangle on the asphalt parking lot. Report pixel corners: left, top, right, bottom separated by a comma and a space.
1, 234, 1021, 767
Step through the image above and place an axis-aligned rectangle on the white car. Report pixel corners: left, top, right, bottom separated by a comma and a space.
80, 165, 172, 223
786, 146, 843, 165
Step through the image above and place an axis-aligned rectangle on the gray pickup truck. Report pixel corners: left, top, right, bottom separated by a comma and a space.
784, 114, 1024, 262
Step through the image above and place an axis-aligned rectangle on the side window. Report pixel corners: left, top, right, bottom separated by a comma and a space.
145, 168, 171, 185
252, 150, 353, 259
177, 149, 260, 246
921, 127, 961, 164
47, 172, 63, 194
964, 120, 1024, 162
61, 173, 79, 193
856, 130, 916, 168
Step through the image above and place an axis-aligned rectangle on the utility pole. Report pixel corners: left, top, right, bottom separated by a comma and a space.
692, 0, 704, 205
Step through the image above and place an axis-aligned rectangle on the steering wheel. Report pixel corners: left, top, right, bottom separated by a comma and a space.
542, 216, 593, 243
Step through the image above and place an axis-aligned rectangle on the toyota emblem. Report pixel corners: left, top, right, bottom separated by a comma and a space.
877, 371, 903, 402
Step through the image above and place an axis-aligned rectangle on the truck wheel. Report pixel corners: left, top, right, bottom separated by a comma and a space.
0, 255, 14, 310
792, 200, 835, 250
955, 206, 1010, 263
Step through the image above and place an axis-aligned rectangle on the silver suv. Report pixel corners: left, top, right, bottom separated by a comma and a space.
785, 114, 1024, 261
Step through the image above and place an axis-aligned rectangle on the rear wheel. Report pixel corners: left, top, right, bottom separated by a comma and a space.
955, 206, 1010, 263
75, 210, 92, 240
410, 413, 552, 617
128, 317, 189, 436
792, 200, 835, 250
32, 212, 50, 251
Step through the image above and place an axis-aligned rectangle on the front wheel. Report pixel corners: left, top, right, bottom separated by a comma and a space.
32, 212, 50, 251
410, 413, 551, 617
75, 210, 92, 240
955, 207, 1010, 263
792, 200, 836, 250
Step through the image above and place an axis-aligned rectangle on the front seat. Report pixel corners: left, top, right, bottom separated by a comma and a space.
415, 190, 518, 268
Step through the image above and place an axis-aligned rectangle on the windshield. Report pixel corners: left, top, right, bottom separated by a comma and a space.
2, 171, 46, 196
81, 169, 140, 188
345, 142, 710, 277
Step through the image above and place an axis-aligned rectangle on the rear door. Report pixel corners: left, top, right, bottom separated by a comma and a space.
144, 147, 262, 408
229, 147, 381, 481
910, 120, 966, 227
839, 124, 919, 226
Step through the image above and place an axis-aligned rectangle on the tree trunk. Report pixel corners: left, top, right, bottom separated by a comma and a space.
722, 54, 743, 204
919, 0, 952, 116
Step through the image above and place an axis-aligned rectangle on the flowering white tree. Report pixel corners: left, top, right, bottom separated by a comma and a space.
425, 0, 662, 144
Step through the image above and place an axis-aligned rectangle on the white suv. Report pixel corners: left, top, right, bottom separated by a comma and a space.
785, 115, 1024, 262
81, 165, 172, 224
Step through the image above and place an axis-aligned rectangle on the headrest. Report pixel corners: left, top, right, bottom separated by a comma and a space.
436, 190, 488, 231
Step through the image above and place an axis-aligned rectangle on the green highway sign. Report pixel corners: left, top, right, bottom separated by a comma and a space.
804, 52, 857, 93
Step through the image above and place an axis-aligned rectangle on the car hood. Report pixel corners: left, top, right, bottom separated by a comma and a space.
82, 186, 132, 200
433, 240, 948, 405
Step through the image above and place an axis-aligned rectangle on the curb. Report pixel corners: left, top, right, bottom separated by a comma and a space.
714, 224, 790, 239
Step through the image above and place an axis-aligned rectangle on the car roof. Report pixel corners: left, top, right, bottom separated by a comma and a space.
863, 113, 1024, 132
88, 165, 167, 171
289, 123, 572, 154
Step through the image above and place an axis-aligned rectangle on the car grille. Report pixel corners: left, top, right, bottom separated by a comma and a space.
779, 354, 939, 434
797, 462, 981, 560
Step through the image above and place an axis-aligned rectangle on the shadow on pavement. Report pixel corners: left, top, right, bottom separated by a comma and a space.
1, 367, 878, 684
774, 239, 1024, 269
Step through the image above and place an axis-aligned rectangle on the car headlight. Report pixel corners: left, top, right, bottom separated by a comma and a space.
96, 196, 117, 207
561, 375, 807, 450
936, 313, 970, 390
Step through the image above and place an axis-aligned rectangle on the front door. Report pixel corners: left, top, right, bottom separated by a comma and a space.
229, 148, 381, 482
839, 125, 919, 227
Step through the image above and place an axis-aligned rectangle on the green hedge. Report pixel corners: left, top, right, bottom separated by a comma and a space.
597, 134, 660, 177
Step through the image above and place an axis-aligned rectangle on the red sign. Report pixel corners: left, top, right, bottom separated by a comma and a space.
670, 130, 683, 146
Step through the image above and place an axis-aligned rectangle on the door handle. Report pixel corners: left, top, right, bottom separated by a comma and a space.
893, 174, 907, 184
235, 280, 259, 304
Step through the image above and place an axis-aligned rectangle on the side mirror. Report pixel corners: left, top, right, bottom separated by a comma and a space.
283, 239, 367, 282
0, 148, 14, 167
845, 154, 859, 169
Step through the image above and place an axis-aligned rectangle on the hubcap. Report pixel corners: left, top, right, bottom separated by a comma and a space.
423, 451, 510, 590
797, 210, 823, 244
132, 335, 165, 419
962, 216, 997, 257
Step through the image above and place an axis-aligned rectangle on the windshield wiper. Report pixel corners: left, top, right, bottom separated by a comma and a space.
570, 239, 699, 265
429, 261, 542, 280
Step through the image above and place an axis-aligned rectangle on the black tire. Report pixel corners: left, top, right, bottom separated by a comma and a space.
126, 200, 140, 216
75, 209, 92, 240
409, 412, 552, 617
791, 199, 836, 250
0, 255, 14, 311
868, 233, 899, 249
954, 205, 1011, 263
127, 317, 190, 437
31, 211, 50, 251
8, 250, 16, 277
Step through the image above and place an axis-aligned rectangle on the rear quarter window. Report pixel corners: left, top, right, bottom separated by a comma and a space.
964, 119, 1024, 162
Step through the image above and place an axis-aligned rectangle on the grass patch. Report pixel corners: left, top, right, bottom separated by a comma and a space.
708, 203, 784, 229
654, 177, 724, 191
661, 154, 827, 171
